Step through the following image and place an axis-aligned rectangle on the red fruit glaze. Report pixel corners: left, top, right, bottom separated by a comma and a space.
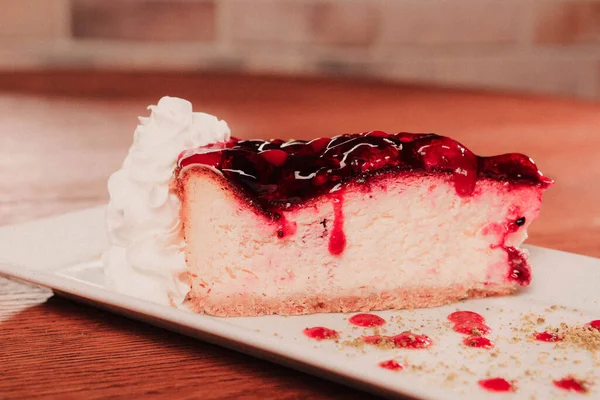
274, 212, 297, 239
303, 327, 339, 341
179, 132, 551, 205
260, 149, 288, 166
553, 377, 588, 393
448, 311, 485, 324
463, 336, 495, 349
589, 320, 600, 330
478, 378, 515, 392
534, 331, 563, 342
363, 332, 433, 349
453, 322, 492, 336
379, 360, 404, 371
348, 313, 386, 327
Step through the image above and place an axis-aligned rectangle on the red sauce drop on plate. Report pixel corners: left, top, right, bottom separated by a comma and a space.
392, 332, 433, 349
463, 336, 494, 349
328, 194, 346, 255
453, 322, 492, 336
534, 331, 563, 342
378, 360, 403, 371
448, 311, 485, 324
348, 313, 386, 327
478, 378, 515, 392
553, 377, 588, 393
589, 320, 600, 330
303, 327, 339, 341
448, 311, 491, 335
363, 332, 433, 349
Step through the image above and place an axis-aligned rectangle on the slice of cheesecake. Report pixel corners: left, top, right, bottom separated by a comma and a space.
176, 132, 551, 317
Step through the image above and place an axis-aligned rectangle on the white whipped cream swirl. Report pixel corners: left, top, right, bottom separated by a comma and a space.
103, 96, 230, 306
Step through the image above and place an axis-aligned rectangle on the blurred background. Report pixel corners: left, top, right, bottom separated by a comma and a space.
1, 0, 599, 254
0, 4, 599, 399
1, 0, 599, 99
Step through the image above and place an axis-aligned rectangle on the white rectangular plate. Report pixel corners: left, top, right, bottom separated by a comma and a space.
1, 207, 599, 399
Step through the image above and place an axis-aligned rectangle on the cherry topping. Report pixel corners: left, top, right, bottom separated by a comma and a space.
366, 130, 390, 138
589, 320, 600, 330
179, 132, 552, 208
553, 377, 588, 393
534, 331, 563, 342
260, 149, 288, 166
180, 150, 222, 169
308, 137, 331, 153
348, 313, 386, 327
415, 136, 478, 197
303, 327, 339, 341
378, 359, 403, 371
478, 378, 515, 392
463, 336, 494, 349
482, 153, 552, 185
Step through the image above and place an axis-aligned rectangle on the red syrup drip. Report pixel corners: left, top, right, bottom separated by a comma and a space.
589, 320, 600, 330
362, 332, 433, 349
328, 194, 346, 255
273, 212, 297, 239
303, 327, 339, 341
416, 136, 479, 197
478, 378, 515, 392
534, 331, 563, 342
448, 311, 485, 325
486, 209, 531, 286
378, 360, 403, 371
553, 377, 588, 393
348, 313, 385, 327
463, 336, 494, 349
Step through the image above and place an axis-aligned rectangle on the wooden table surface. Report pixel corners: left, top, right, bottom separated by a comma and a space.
1, 71, 599, 399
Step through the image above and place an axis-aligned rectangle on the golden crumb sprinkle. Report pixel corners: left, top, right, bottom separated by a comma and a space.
560, 325, 600, 352
341, 338, 366, 350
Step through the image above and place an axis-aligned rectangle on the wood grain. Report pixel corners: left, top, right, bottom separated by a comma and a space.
1, 71, 599, 399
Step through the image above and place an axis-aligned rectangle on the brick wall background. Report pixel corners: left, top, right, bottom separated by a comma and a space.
1, 0, 599, 99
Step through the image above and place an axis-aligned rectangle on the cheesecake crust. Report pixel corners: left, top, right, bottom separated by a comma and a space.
186, 284, 515, 317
